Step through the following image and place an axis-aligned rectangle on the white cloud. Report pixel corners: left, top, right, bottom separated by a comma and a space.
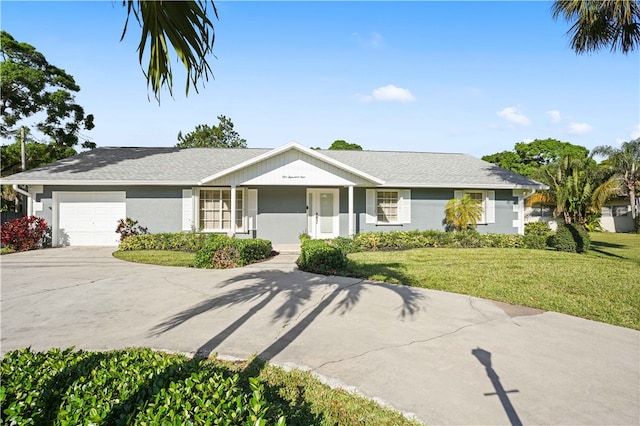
357, 84, 416, 103
352, 31, 383, 48
567, 122, 593, 135
546, 110, 562, 123
496, 106, 531, 126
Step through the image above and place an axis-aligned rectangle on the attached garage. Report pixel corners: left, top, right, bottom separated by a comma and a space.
53, 192, 126, 246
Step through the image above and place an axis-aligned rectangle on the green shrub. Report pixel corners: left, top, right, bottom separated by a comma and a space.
194, 236, 272, 269
298, 239, 347, 275
480, 233, 525, 248
118, 232, 210, 251
524, 222, 553, 250
0, 347, 285, 425
548, 223, 590, 253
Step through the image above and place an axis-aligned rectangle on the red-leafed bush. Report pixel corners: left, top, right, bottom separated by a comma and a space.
1, 215, 49, 251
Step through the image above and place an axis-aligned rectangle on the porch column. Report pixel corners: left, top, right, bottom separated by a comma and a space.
348, 185, 354, 237
230, 185, 237, 237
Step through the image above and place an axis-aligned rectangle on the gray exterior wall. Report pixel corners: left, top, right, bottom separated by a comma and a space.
351, 188, 519, 236
254, 186, 307, 243
33, 184, 521, 245
37, 185, 185, 234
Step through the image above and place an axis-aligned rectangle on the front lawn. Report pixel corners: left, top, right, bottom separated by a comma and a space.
113, 249, 196, 267
347, 233, 640, 330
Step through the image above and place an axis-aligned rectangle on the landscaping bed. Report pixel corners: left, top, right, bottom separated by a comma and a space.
1, 347, 420, 425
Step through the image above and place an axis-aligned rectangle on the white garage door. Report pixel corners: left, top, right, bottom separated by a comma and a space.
54, 192, 126, 246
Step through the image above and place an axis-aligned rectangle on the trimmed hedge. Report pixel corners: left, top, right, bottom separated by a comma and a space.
548, 223, 591, 253
118, 233, 273, 269
298, 239, 348, 275
350, 230, 526, 251
194, 235, 273, 269
0, 347, 285, 425
118, 232, 211, 252
1, 215, 50, 251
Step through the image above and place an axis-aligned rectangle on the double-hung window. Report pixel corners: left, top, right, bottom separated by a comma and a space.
454, 190, 495, 224
199, 188, 244, 231
366, 189, 411, 224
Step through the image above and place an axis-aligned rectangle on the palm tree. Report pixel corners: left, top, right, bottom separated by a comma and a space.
544, 155, 620, 227
552, 0, 640, 54
444, 194, 483, 231
120, 1, 217, 101
592, 139, 640, 219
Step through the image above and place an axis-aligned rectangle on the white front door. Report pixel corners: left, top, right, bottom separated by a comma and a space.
307, 188, 339, 239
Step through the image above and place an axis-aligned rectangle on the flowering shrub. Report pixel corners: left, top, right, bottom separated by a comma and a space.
1, 215, 49, 251
115, 217, 148, 242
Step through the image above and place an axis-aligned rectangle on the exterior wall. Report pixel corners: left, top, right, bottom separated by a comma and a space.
254, 186, 307, 243
33, 184, 523, 245
600, 200, 634, 232
354, 188, 520, 235
36, 185, 185, 235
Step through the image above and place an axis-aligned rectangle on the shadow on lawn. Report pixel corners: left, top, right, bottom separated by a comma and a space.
589, 240, 635, 263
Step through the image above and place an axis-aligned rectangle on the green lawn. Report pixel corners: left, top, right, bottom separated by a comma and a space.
113, 250, 196, 267
347, 233, 640, 330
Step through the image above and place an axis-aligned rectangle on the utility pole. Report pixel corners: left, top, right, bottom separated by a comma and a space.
20, 126, 26, 171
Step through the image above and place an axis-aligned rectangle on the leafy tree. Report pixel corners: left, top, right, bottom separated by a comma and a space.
444, 194, 483, 231
176, 115, 246, 148
482, 138, 589, 178
552, 0, 640, 54
1, 138, 76, 177
328, 140, 363, 151
592, 138, 640, 219
1, 31, 95, 149
120, 0, 217, 101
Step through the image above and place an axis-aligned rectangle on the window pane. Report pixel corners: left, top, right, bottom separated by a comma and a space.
377, 191, 398, 222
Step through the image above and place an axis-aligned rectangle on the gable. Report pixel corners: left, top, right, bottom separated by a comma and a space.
201, 148, 377, 186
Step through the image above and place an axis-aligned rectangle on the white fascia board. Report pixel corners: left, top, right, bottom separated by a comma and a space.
0, 180, 199, 186
199, 141, 385, 185
377, 182, 549, 190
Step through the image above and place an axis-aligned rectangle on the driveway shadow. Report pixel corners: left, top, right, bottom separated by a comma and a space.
150, 268, 424, 360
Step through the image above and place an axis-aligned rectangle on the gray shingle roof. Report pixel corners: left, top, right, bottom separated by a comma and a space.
1, 145, 545, 189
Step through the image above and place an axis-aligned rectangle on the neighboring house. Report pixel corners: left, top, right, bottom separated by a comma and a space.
0, 142, 546, 246
600, 198, 635, 233
524, 197, 636, 232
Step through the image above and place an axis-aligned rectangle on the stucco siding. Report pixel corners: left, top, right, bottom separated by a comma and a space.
255, 186, 307, 243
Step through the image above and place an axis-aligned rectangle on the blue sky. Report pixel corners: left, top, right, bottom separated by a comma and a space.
2, 1, 638, 158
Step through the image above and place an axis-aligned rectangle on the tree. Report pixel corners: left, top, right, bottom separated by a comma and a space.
328, 140, 363, 151
1, 31, 95, 149
120, 0, 217, 101
552, 0, 640, 54
482, 138, 589, 178
1, 138, 76, 177
592, 138, 640, 219
444, 194, 483, 231
543, 154, 619, 227
176, 115, 246, 148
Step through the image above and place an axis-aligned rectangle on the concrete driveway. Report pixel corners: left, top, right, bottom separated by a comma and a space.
1, 247, 638, 425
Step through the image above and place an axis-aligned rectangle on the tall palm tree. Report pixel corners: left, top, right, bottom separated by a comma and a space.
120, 1, 217, 101
444, 194, 483, 231
552, 0, 640, 54
593, 139, 640, 219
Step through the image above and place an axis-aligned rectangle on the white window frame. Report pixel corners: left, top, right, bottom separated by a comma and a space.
366, 189, 411, 225
454, 190, 495, 224
196, 187, 246, 232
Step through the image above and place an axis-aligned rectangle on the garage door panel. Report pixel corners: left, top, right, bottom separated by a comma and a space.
55, 192, 126, 246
